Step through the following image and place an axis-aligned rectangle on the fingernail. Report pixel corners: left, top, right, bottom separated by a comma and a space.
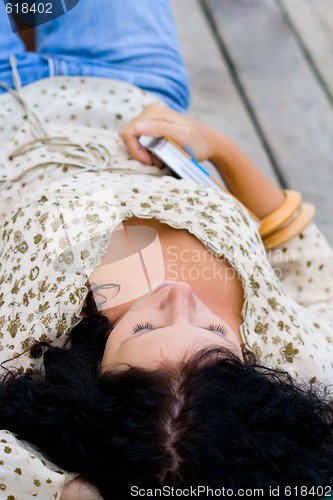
135, 121, 150, 134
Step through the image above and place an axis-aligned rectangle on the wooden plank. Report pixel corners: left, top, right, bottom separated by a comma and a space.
170, 0, 279, 183
204, 0, 333, 244
280, 0, 333, 100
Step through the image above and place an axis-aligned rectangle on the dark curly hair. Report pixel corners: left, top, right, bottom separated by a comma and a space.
0, 295, 333, 499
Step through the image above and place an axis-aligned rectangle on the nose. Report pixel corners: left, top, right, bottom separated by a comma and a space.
160, 282, 197, 322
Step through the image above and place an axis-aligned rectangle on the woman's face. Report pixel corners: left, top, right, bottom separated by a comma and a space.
101, 281, 243, 371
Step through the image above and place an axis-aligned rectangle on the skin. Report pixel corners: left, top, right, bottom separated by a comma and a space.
62, 104, 286, 497
101, 281, 243, 371
60, 478, 102, 500
120, 103, 284, 218
97, 103, 285, 371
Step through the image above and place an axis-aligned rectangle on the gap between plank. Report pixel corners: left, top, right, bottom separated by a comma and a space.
199, 0, 288, 188
275, 0, 333, 108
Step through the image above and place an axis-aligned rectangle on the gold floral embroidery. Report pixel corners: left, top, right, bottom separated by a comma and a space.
280, 342, 299, 363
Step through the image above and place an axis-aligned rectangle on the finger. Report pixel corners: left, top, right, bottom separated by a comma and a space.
134, 121, 190, 147
120, 103, 171, 135
125, 134, 154, 165
119, 102, 181, 140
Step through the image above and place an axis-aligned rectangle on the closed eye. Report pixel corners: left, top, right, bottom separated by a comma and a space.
132, 322, 228, 337
204, 324, 228, 337
132, 322, 154, 334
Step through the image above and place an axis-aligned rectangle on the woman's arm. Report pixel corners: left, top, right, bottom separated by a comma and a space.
120, 103, 284, 219
207, 134, 285, 219
60, 477, 102, 500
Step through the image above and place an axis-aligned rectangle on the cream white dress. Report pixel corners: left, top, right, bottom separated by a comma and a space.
0, 76, 333, 498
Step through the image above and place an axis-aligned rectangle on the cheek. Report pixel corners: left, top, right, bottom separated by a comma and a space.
101, 321, 135, 369
100, 334, 118, 372
101, 331, 143, 372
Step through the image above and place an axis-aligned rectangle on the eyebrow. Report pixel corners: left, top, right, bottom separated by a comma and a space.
119, 325, 231, 347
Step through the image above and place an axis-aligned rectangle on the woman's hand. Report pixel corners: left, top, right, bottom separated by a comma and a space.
119, 102, 220, 165
120, 102, 284, 219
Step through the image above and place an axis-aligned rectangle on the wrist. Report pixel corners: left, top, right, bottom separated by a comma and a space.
209, 133, 236, 175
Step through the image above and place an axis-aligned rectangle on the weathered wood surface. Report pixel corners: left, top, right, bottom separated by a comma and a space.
170, 0, 278, 182
174, 0, 333, 243
203, 0, 333, 242
280, 0, 333, 100
203, 0, 333, 243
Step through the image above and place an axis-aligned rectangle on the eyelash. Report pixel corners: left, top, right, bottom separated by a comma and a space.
132, 322, 228, 336
205, 324, 229, 336
132, 322, 154, 334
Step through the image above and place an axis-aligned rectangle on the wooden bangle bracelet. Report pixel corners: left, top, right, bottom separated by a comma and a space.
259, 190, 302, 238
263, 203, 315, 250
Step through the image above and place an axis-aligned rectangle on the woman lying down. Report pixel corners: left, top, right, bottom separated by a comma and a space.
0, 98, 333, 498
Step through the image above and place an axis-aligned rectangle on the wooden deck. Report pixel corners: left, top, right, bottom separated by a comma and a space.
171, 0, 333, 245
